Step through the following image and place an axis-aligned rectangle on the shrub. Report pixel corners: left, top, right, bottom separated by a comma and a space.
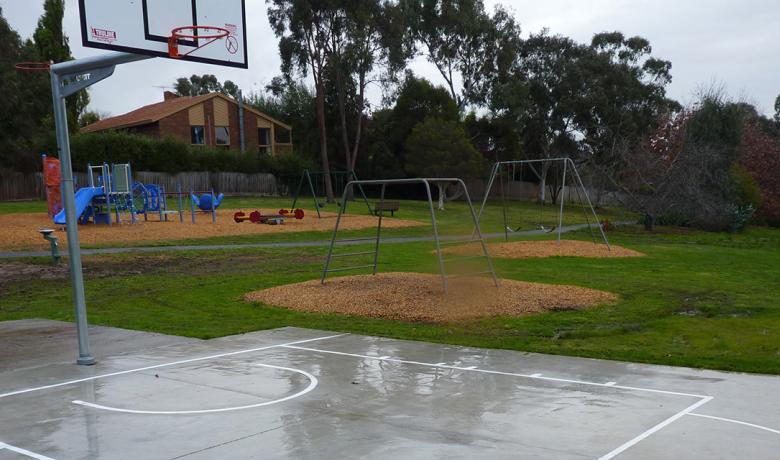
66, 131, 306, 176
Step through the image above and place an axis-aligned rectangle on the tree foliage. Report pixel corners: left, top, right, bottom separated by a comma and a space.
739, 119, 780, 225
0, 3, 86, 172
246, 78, 319, 165
407, 0, 520, 111
174, 74, 240, 98
267, 0, 339, 201
405, 117, 485, 209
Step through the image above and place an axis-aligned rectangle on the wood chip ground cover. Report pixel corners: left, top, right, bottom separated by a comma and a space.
244, 272, 618, 322
0, 210, 421, 251
445, 239, 644, 259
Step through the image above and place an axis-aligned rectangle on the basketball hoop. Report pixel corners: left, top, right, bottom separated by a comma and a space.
15, 61, 51, 72
168, 26, 230, 59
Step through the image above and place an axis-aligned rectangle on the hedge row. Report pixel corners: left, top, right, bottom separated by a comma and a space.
63, 131, 312, 185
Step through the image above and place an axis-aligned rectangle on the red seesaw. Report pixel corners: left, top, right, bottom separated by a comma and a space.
233, 209, 304, 224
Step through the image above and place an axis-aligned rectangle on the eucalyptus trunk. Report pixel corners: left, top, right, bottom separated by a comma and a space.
315, 79, 334, 203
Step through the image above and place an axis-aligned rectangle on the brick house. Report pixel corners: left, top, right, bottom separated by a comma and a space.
81, 92, 293, 155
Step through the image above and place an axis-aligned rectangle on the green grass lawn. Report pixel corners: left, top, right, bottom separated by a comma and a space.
0, 200, 48, 215
1, 224, 779, 375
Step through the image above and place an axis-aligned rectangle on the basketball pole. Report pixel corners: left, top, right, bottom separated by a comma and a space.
50, 52, 151, 365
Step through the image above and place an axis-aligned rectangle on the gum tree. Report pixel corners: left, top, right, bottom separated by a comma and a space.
267, 0, 337, 202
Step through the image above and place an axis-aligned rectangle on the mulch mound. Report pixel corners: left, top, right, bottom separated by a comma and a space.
0, 210, 421, 251
444, 240, 644, 259
244, 272, 617, 323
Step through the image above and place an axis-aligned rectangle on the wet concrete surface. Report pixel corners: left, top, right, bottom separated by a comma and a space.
0, 321, 778, 459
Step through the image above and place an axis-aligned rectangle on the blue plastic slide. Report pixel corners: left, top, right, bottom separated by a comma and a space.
53, 187, 104, 225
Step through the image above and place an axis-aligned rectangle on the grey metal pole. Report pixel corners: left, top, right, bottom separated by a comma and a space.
307, 171, 321, 218
424, 180, 448, 294
48, 52, 151, 365
476, 162, 499, 224
321, 184, 351, 284
372, 184, 386, 275
238, 90, 246, 153
568, 158, 611, 251
458, 179, 499, 288
50, 71, 95, 366
557, 159, 568, 245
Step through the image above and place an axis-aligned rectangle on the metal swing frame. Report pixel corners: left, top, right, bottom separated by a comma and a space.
290, 169, 372, 218
321, 178, 498, 294
477, 158, 611, 249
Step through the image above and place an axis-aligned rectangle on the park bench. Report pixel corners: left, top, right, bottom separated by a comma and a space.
372, 201, 400, 217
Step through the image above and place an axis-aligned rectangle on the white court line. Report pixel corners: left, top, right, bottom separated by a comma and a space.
282, 345, 710, 399
72, 363, 318, 415
0, 334, 346, 400
0, 442, 56, 460
598, 397, 714, 460
687, 413, 780, 435
283, 344, 722, 460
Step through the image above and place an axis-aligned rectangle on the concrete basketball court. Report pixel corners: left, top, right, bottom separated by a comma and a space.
0, 320, 778, 459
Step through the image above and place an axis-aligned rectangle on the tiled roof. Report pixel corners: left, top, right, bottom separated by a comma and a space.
81, 93, 291, 133
81, 93, 214, 133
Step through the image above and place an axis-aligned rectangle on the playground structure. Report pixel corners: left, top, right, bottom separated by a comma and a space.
291, 170, 372, 218
45, 158, 224, 226
233, 209, 305, 225
322, 178, 497, 294
478, 158, 610, 248
52, 162, 137, 226
41, 155, 62, 218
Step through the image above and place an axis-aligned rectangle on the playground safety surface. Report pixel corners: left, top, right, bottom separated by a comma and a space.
0, 210, 421, 251
1, 321, 778, 459
245, 272, 617, 322
444, 239, 645, 259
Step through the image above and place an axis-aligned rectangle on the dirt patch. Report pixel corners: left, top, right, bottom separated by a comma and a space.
444, 240, 644, 259
244, 272, 617, 323
0, 262, 69, 284
0, 210, 421, 251
0, 251, 322, 286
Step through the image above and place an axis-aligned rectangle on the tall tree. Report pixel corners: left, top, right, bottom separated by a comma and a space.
490, 31, 588, 203
326, 0, 410, 193
33, 0, 89, 128
267, 0, 337, 202
580, 32, 677, 165
407, 0, 520, 111
0, 9, 40, 171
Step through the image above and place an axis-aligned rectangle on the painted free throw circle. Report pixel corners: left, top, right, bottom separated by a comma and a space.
72, 363, 317, 415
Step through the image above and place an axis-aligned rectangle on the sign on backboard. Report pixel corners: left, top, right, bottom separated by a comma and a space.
78, 0, 248, 68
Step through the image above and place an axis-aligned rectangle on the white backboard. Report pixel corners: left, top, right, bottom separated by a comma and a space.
79, 0, 248, 68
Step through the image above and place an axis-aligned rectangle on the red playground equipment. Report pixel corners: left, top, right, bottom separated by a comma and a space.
234, 209, 304, 225
42, 154, 62, 218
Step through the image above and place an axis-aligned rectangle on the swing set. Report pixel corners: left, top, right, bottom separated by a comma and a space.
477, 158, 611, 249
290, 169, 372, 218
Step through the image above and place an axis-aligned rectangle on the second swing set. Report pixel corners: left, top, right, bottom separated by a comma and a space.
477, 158, 611, 249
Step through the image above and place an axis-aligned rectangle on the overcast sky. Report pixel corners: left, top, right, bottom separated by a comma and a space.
2, 0, 778, 117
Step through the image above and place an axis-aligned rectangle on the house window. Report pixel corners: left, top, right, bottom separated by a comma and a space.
275, 126, 291, 144
258, 128, 271, 154
191, 126, 205, 145
215, 126, 230, 147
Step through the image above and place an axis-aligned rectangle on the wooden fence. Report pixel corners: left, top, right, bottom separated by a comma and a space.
0, 170, 281, 201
